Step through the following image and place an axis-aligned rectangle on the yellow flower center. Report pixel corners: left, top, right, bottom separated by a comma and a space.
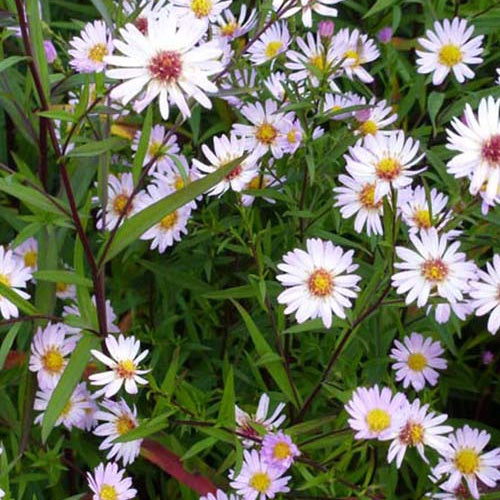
88, 43, 108, 63
421, 258, 448, 282
366, 408, 391, 433
191, 0, 212, 17
308, 269, 333, 297
310, 54, 325, 71
0, 273, 11, 287
148, 141, 166, 158
359, 184, 382, 209
438, 44, 463, 67
249, 472, 271, 493
407, 352, 427, 371
61, 399, 73, 417
42, 348, 65, 374
115, 415, 136, 435
113, 194, 131, 215
99, 484, 118, 500
265, 41, 283, 59
23, 250, 37, 268
159, 211, 178, 230
273, 441, 291, 460
116, 359, 136, 379
256, 123, 277, 145
174, 176, 185, 190
375, 157, 401, 181
287, 129, 298, 143
248, 175, 264, 190
56, 282, 69, 293
220, 21, 238, 37
455, 448, 480, 475
400, 421, 425, 446
414, 209, 431, 229
359, 119, 378, 136
344, 49, 361, 66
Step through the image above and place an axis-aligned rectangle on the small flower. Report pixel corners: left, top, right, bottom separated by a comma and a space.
44, 40, 58, 63
390, 332, 447, 391
353, 98, 397, 137
89, 334, 150, 398
68, 20, 113, 73
0, 246, 32, 320
277, 118, 303, 155
261, 431, 300, 471
241, 167, 283, 207
55, 280, 77, 301
378, 27, 393, 44
13, 237, 38, 271
200, 490, 239, 500
276, 238, 361, 328
323, 91, 364, 120
416, 18, 483, 86
446, 96, 500, 203
482, 350, 494, 365
213, 4, 257, 40
318, 20, 335, 39
274, 0, 343, 28
432, 425, 500, 499
94, 399, 142, 466
171, 0, 232, 24
29, 322, 74, 390
87, 462, 137, 500
469, 254, 500, 335
388, 398, 452, 468
246, 21, 290, 66
392, 229, 477, 308
345, 385, 407, 440
131, 125, 180, 172
230, 449, 291, 500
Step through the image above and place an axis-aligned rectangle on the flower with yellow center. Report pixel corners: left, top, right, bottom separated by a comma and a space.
190, 0, 212, 18
265, 41, 284, 59
344, 49, 361, 67
42, 348, 65, 375
87, 462, 137, 500
455, 448, 480, 475
68, 20, 111, 73
375, 157, 402, 181
308, 269, 334, 297
413, 209, 431, 229
407, 352, 427, 372
358, 184, 382, 209
99, 485, 118, 500
159, 211, 179, 231
0, 273, 11, 288
273, 441, 291, 460
23, 250, 37, 269
438, 44, 463, 67
366, 408, 391, 433
250, 472, 271, 493
112, 193, 131, 216
421, 258, 448, 282
115, 415, 136, 435
255, 123, 278, 145
88, 43, 108, 63
358, 119, 378, 136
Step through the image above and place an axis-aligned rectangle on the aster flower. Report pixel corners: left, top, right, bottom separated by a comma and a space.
171, 0, 232, 24
323, 91, 364, 120
432, 425, 500, 499
241, 168, 284, 207
469, 254, 500, 335
344, 131, 424, 201
200, 490, 239, 500
131, 125, 180, 171
277, 118, 303, 155
264, 72, 288, 102
213, 4, 257, 40
29, 322, 74, 390
220, 68, 258, 109
331, 28, 380, 83
387, 398, 452, 468
261, 431, 300, 471
94, 399, 142, 466
136, 183, 192, 252
353, 98, 398, 137
416, 18, 483, 86
390, 332, 447, 391
334, 174, 384, 236
106, 12, 223, 120
274, 0, 343, 28
13, 237, 38, 272
55, 280, 77, 301
235, 393, 286, 448
87, 462, 137, 500
0, 246, 32, 320
89, 334, 150, 398
276, 238, 361, 328
246, 21, 290, 67
230, 449, 291, 500
123, 0, 170, 35
426, 481, 474, 500
68, 20, 113, 74
76, 383, 99, 431
344, 385, 407, 440
446, 96, 500, 203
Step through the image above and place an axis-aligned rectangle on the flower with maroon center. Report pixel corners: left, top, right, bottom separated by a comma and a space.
106, 11, 223, 120
277, 238, 361, 328
392, 228, 477, 308
89, 334, 150, 398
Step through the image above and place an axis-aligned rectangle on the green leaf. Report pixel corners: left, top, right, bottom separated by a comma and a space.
113, 413, 172, 443
202, 285, 255, 300
182, 437, 217, 461
231, 300, 300, 407
33, 270, 93, 288
427, 91, 445, 135
0, 282, 38, 316
27, 0, 49, 98
41, 333, 100, 443
89, 0, 113, 28
363, 0, 398, 18
67, 138, 127, 158
217, 367, 234, 426
37, 110, 76, 123
100, 155, 247, 264
0, 323, 22, 370
160, 346, 180, 396
132, 106, 152, 184
0, 56, 30, 74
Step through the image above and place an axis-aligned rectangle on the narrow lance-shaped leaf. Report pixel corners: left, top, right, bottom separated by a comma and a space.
132, 106, 152, 184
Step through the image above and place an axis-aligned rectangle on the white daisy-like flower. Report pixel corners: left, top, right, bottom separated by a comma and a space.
13, 237, 38, 272
261, 431, 300, 472
123, 0, 170, 36
235, 393, 286, 448
334, 174, 384, 236
331, 28, 380, 83
55, 280, 77, 301
87, 462, 137, 500
229, 449, 291, 500
353, 98, 398, 137
34, 382, 92, 431
76, 383, 99, 431
95, 173, 140, 231
232, 100, 290, 159
246, 21, 290, 67
68, 20, 113, 74
0, 246, 32, 320
426, 481, 473, 500
274, 0, 343, 28
276, 238, 361, 328
89, 334, 150, 398
277, 118, 303, 155
136, 183, 192, 252
29, 322, 74, 390
200, 490, 239, 500
344, 131, 424, 201
132, 125, 180, 171
469, 254, 500, 335
241, 168, 284, 207
387, 398, 452, 468
213, 4, 257, 40
416, 18, 483, 86
446, 96, 500, 203
390, 332, 447, 391
171, 0, 232, 24
193, 134, 261, 197
392, 229, 477, 308
323, 91, 364, 120
105, 12, 223, 120
426, 300, 473, 325
264, 72, 287, 102
432, 425, 500, 499
344, 385, 407, 440
94, 399, 142, 466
